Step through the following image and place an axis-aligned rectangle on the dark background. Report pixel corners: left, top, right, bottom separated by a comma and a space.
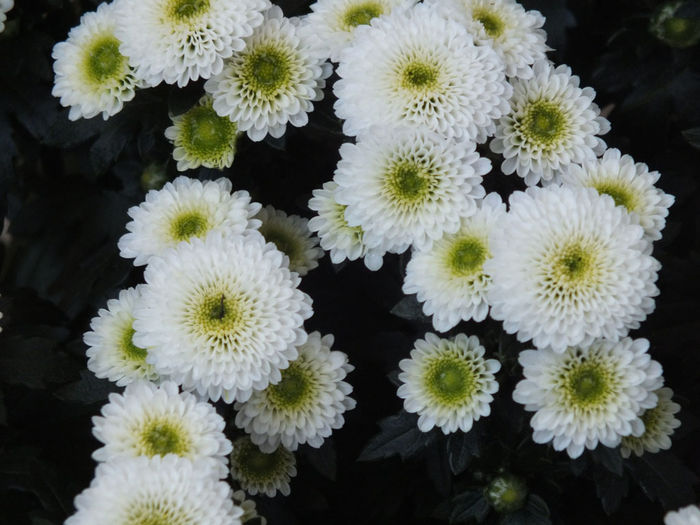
0, 0, 699, 523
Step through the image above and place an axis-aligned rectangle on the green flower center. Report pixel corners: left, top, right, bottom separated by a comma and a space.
168, 0, 210, 21
170, 210, 210, 242
447, 236, 487, 277
565, 362, 612, 407
120, 323, 148, 363
593, 180, 637, 211
234, 438, 291, 482
333, 202, 364, 242
83, 35, 126, 85
127, 502, 190, 525
556, 244, 593, 282
343, 2, 383, 28
242, 46, 292, 97
401, 61, 438, 90
261, 226, 301, 267
138, 419, 191, 457
385, 160, 435, 203
193, 291, 244, 341
424, 355, 475, 407
473, 9, 506, 38
640, 401, 663, 433
267, 363, 316, 411
181, 105, 238, 160
521, 100, 567, 147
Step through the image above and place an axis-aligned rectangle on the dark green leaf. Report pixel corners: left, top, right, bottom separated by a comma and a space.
682, 127, 700, 150
0, 336, 79, 388
450, 491, 490, 524
358, 410, 438, 461
447, 426, 482, 475
426, 441, 451, 496
628, 452, 698, 510
590, 445, 624, 476
390, 295, 430, 322
53, 370, 120, 405
301, 439, 337, 481
90, 118, 134, 175
595, 472, 629, 515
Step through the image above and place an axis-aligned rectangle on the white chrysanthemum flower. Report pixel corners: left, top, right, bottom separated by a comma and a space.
134, 231, 313, 403
491, 60, 610, 186
620, 386, 681, 458
92, 381, 232, 478
666, 505, 700, 525
256, 205, 323, 277
397, 333, 500, 434
513, 338, 664, 459
304, 0, 415, 62
65, 455, 243, 525
235, 332, 355, 452
561, 148, 675, 242
52, 2, 141, 121
403, 193, 505, 332
230, 436, 297, 497
485, 186, 660, 353
205, 6, 331, 142
334, 128, 490, 255
115, 0, 267, 87
425, 0, 548, 80
334, 3, 511, 141
232, 490, 267, 525
0, 0, 13, 34
165, 95, 239, 172
118, 176, 261, 266
84, 286, 159, 386
308, 181, 385, 271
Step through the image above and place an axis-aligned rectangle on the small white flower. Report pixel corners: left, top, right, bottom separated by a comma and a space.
561, 148, 675, 242
115, 0, 268, 87
513, 338, 664, 459
165, 95, 239, 172
92, 381, 232, 478
65, 455, 243, 525
398, 333, 500, 434
425, 0, 549, 80
118, 176, 261, 266
232, 490, 267, 525
620, 386, 681, 458
485, 186, 660, 353
305, 0, 415, 62
334, 128, 490, 255
230, 436, 297, 497
52, 2, 141, 121
666, 505, 700, 525
334, 2, 511, 141
307, 181, 385, 271
134, 231, 313, 403
235, 332, 356, 452
256, 205, 323, 276
84, 286, 159, 386
0, 0, 14, 34
490, 60, 610, 185
205, 6, 331, 142
403, 193, 505, 332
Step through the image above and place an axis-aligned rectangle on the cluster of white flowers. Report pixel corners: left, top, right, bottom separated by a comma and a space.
68, 175, 357, 520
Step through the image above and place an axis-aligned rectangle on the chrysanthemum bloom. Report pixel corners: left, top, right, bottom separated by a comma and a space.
307, 181, 385, 270
334, 128, 490, 256
256, 205, 323, 276
92, 381, 232, 478
52, 2, 141, 121
235, 332, 355, 452
666, 505, 700, 525
165, 95, 239, 172
0, 0, 13, 34
334, 3, 511, 141
232, 490, 267, 525
115, 0, 267, 87
134, 231, 313, 403
230, 436, 297, 497
426, 0, 548, 80
403, 192, 505, 332
620, 386, 681, 458
84, 286, 159, 386
304, 0, 415, 62
490, 60, 610, 186
485, 186, 660, 353
560, 148, 675, 243
65, 456, 243, 525
118, 176, 261, 266
205, 6, 331, 142
513, 338, 664, 459
397, 333, 500, 433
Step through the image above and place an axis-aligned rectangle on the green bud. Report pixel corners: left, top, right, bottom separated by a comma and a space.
650, 1, 700, 48
484, 473, 528, 513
